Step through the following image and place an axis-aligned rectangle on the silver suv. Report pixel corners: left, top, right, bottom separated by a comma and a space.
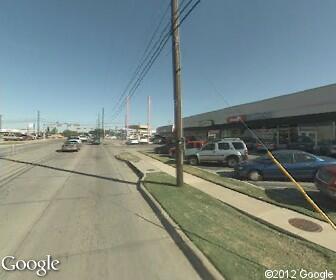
187, 138, 248, 167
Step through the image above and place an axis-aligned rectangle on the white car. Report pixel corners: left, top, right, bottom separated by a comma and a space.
139, 138, 149, 144
126, 139, 139, 145
78, 135, 88, 142
68, 137, 82, 144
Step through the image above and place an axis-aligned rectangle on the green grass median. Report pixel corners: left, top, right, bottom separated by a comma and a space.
143, 172, 336, 280
140, 151, 336, 223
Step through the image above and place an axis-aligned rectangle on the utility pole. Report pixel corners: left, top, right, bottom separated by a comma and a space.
171, 0, 184, 187
147, 96, 151, 143
125, 96, 130, 140
37, 110, 40, 137
102, 107, 105, 138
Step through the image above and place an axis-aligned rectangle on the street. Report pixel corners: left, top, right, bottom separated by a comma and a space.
0, 140, 201, 280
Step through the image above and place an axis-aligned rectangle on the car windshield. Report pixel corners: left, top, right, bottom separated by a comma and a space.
232, 142, 245, 150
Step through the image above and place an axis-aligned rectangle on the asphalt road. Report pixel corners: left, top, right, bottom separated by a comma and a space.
0, 141, 201, 280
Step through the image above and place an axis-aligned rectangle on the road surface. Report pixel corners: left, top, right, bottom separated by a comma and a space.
0, 140, 201, 280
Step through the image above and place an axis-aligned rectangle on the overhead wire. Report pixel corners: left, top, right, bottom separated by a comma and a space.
111, 0, 201, 121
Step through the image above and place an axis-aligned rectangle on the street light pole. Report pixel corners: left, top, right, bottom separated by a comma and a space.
171, 0, 184, 187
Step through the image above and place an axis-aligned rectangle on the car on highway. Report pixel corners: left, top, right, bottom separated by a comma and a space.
235, 149, 336, 181
79, 135, 88, 142
68, 136, 82, 145
61, 141, 79, 152
187, 138, 248, 167
315, 165, 336, 200
67, 139, 81, 150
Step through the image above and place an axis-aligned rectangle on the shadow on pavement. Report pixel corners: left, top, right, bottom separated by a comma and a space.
0, 157, 137, 186
265, 187, 336, 213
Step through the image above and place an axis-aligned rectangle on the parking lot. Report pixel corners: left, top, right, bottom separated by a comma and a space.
115, 140, 317, 191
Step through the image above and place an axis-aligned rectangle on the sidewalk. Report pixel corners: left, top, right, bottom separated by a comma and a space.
130, 150, 336, 252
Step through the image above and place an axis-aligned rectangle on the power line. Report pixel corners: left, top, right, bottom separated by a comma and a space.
112, 0, 201, 120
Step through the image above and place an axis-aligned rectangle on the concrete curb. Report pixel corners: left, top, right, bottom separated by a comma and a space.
118, 158, 224, 280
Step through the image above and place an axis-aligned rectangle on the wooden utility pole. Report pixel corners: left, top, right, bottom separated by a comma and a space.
125, 96, 130, 139
147, 96, 151, 143
171, 0, 184, 187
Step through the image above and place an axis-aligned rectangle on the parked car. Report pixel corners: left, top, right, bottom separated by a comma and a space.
235, 149, 336, 181
126, 139, 139, 145
169, 140, 206, 158
139, 137, 149, 144
187, 138, 248, 167
287, 136, 315, 153
314, 140, 336, 157
61, 141, 79, 152
255, 142, 277, 153
315, 165, 336, 200
154, 142, 176, 154
151, 135, 166, 144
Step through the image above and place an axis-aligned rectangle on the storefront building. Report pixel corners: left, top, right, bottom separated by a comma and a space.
157, 84, 336, 145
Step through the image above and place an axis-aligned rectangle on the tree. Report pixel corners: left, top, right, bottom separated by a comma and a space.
62, 130, 79, 138
50, 127, 57, 134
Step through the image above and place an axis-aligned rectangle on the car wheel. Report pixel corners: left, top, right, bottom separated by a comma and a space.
189, 156, 198, 166
248, 170, 263, 181
227, 156, 239, 168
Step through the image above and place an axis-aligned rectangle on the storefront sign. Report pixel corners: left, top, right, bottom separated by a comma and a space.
227, 115, 245, 123
246, 112, 273, 121
199, 120, 214, 127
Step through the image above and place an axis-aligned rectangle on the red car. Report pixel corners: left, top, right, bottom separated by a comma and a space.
169, 140, 206, 158
315, 165, 336, 200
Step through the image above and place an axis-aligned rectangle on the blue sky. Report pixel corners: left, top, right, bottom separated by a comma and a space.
1, 0, 336, 129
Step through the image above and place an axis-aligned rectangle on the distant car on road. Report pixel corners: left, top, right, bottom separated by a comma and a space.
126, 139, 139, 145
67, 139, 81, 150
235, 149, 336, 181
68, 136, 82, 145
78, 135, 88, 142
187, 138, 248, 167
315, 165, 336, 200
61, 141, 79, 152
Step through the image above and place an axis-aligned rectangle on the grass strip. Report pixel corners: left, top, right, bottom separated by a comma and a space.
140, 151, 336, 222
143, 172, 336, 280
115, 151, 141, 163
